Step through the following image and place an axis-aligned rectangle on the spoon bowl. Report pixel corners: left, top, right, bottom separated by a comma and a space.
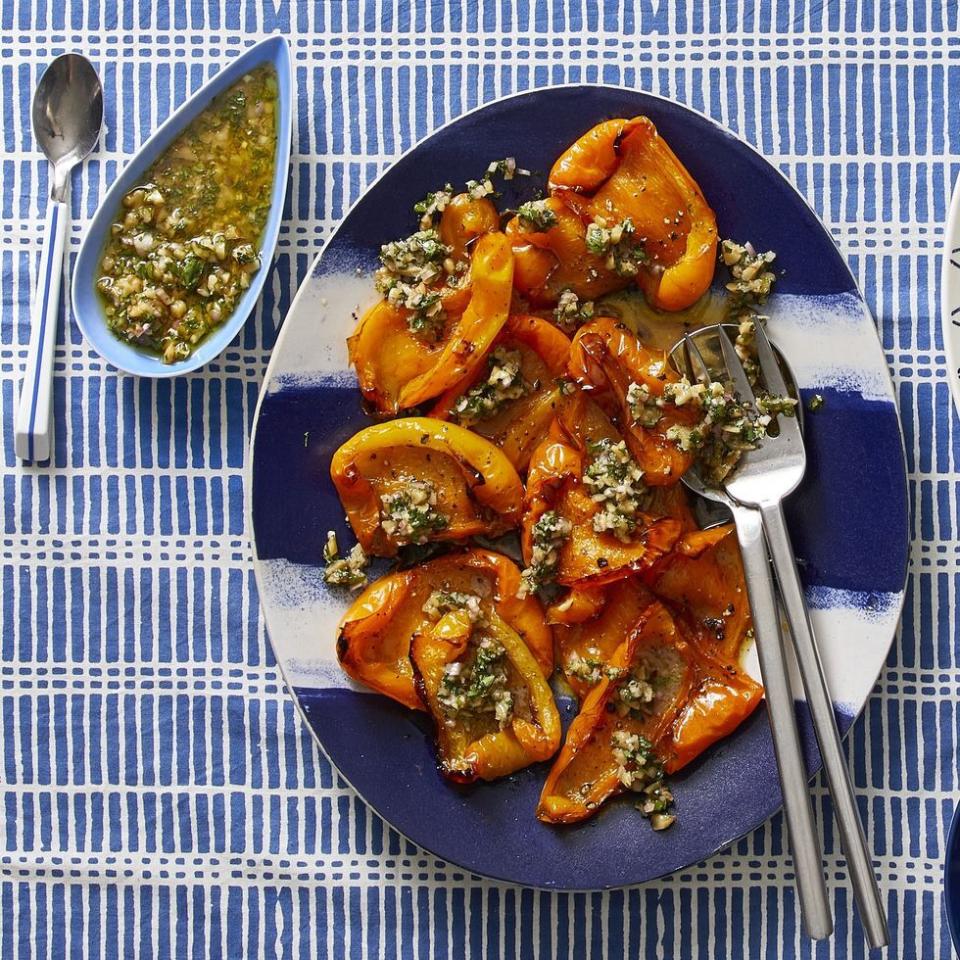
667, 321, 804, 524
32, 54, 103, 199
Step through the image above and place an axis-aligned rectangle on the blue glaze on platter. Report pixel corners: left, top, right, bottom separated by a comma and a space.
293, 688, 840, 891
72, 36, 293, 377
249, 86, 909, 889
945, 803, 960, 954
252, 381, 906, 597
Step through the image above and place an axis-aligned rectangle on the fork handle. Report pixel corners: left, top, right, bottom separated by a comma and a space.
732, 504, 833, 940
760, 501, 888, 948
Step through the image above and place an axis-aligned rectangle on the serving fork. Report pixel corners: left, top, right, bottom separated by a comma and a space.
678, 324, 888, 947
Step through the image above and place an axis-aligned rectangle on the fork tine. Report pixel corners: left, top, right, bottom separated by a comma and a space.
683, 333, 712, 386
753, 322, 804, 442
680, 336, 694, 381
753, 321, 789, 397
717, 325, 757, 403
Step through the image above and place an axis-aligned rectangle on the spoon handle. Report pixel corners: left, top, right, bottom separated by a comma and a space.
15, 197, 67, 462
732, 503, 833, 940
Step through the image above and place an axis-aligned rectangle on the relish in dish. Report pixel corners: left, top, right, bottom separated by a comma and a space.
95, 65, 278, 363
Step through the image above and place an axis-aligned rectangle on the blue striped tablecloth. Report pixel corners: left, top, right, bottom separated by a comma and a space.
0, 2, 953, 957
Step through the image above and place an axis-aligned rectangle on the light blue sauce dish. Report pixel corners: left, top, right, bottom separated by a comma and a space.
71, 36, 292, 377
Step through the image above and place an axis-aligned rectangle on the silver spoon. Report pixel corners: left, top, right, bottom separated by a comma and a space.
14, 54, 103, 462
669, 323, 804, 527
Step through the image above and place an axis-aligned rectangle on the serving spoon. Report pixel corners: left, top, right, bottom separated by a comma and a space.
14, 54, 103, 462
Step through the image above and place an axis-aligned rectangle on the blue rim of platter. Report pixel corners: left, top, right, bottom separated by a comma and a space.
946, 802, 960, 954
248, 85, 909, 890
71, 36, 293, 377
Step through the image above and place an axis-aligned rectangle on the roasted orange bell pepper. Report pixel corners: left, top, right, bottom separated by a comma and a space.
412, 602, 561, 783
330, 417, 524, 557
554, 577, 655, 699
551, 387, 621, 449
348, 299, 448, 416
337, 548, 554, 711
645, 523, 752, 664
537, 601, 691, 824
646, 483, 699, 532
438, 193, 500, 263
569, 316, 700, 485
545, 584, 607, 626
347, 231, 512, 415
551, 391, 695, 530
519, 391, 696, 593
552, 390, 690, 518
647, 524, 762, 771
429, 314, 572, 472
548, 116, 718, 311
398, 232, 515, 409
548, 118, 645, 193
667, 667, 762, 772
505, 197, 626, 305
337, 572, 425, 710
552, 533, 752, 705
522, 433, 682, 587
538, 598, 762, 822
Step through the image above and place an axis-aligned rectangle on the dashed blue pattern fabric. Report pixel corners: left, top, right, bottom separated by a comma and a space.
0, 2, 954, 957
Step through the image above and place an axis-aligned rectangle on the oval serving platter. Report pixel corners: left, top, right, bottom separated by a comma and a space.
942, 174, 960, 419
72, 36, 293, 377
248, 86, 909, 890
944, 802, 960, 954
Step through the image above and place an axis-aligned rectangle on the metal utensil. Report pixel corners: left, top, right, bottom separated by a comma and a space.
671, 324, 804, 531
715, 322, 889, 949
676, 329, 833, 942
15, 54, 103, 462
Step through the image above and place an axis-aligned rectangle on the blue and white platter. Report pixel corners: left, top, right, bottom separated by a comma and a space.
247, 86, 909, 890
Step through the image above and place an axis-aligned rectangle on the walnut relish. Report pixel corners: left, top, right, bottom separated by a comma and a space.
95, 66, 278, 363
